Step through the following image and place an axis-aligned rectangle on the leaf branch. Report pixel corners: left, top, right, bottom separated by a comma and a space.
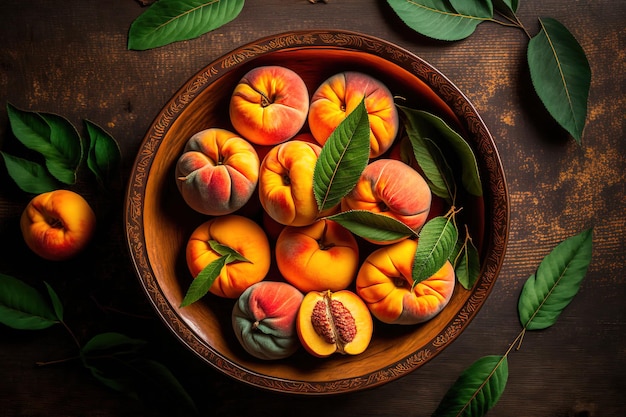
433, 229, 593, 416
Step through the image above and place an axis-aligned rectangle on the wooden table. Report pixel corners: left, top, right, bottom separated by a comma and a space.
1, 1, 624, 416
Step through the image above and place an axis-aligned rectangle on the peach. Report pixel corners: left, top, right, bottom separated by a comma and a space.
308, 71, 399, 158
175, 128, 260, 216
252, 132, 317, 166
232, 281, 304, 360
356, 239, 456, 325
20, 190, 96, 261
185, 215, 270, 299
275, 219, 359, 292
229, 65, 309, 146
341, 158, 431, 243
296, 289, 373, 357
258, 140, 333, 227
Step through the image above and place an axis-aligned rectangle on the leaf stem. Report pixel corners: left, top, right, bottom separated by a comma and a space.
516, 328, 526, 351
505, 328, 526, 356
59, 319, 82, 350
36, 354, 81, 367
490, 11, 532, 39
90, 295, 155, 320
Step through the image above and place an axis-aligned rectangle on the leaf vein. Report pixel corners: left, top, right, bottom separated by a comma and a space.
539, 19, 580, 131
405, 0, 490, 22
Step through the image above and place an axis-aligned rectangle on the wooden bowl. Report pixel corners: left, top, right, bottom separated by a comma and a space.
124, 30, 509, 394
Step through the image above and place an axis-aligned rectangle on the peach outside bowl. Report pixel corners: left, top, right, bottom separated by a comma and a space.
124, 30, 509, 395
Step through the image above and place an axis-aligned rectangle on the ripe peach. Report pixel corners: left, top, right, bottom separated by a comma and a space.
20, 190, 96, 261
275, 219, 359, 292
232, 281, 304, 360
356, 239, 456, 325
258, 140, 331, 227
252, 132, 317, 167
308, 71, 399, 158
388, 135, 449, 221
341, 158, 432, 243
175, 128, 260, 216
229, 65, 309, 146
185, 215, 270, 299
296, 289, 373, 357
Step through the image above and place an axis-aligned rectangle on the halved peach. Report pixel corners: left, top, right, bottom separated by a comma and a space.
296, 290, 373, 357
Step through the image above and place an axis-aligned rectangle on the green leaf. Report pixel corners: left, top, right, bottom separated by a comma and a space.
6, 102, 51, 151
325, 210, 418, 243
413, 216, 458, 285
180, 256, 228, 307
6, 103, 82, 184
85, 120, 122, 189
83, 356, 198, 416
0, 273, 58, 330
399, 107, 482, 197
128, 0, 246, 51
399, 106, 457, 202
80, 333, 148, 396
527, 17, 591, 143
39, 113, 82, 184
0, 152, 58, 194
386, 0, 492, 41
518, 228, 593, 330
449, 0, 493, 18
416, 138, 456, 202
85, 363, 133, 395
208, 239, 250, 263
451, 233, 481, 290
80, 333, 197, 415
81, 332, 148, 357
493, 0, 518, 16
44, 282, 64, 321
128, 358, 198, 415
181, 241, 252, 307
313, 99, 371, 212
433, 355, 508, 417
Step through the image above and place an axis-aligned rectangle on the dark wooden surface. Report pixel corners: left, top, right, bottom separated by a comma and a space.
1, 1, 624, 416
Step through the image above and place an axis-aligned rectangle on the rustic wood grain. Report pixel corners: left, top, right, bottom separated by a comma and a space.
0, 0, 624, 416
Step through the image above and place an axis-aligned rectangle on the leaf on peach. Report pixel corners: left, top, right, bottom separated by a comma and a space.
180, 256, 228, 308
325, 210, 417, 243
313, 98, 371, 212
181, 240, 253, 307
208, 240, 251, 263
399, 106, 482, 198
450, 232, 481, 290
412, 216, 458, 285
399, 106, 456, 203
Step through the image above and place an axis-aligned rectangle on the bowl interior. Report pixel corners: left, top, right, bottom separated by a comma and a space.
125, 30, 509, 394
